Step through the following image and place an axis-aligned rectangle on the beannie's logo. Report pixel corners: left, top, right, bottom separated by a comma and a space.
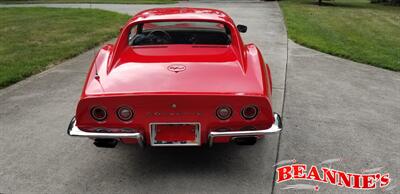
276, 164, 391, 191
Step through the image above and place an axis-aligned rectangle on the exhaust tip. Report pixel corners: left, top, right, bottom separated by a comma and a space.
232, 137, 257, 145
93, 138, 118, 148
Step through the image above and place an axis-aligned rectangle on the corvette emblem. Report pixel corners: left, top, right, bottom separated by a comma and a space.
167, 65, 186, 73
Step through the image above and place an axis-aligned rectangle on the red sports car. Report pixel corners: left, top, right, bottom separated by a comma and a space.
67, 7, 282, 148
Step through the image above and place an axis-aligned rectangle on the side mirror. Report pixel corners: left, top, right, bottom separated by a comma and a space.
237, 24, 247, 33
119, 26, 123, 32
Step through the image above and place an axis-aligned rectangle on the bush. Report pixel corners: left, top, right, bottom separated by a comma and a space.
371, 0, 400, 5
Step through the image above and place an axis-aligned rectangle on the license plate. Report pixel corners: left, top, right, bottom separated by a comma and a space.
150, 123, 201, 146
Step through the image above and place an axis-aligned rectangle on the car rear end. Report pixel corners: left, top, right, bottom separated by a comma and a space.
68, 94, 281, 147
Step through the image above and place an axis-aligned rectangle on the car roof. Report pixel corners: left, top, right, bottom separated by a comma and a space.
129, 7, 235, 24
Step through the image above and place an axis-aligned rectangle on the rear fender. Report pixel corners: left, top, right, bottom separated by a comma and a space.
245, 44, 272, 97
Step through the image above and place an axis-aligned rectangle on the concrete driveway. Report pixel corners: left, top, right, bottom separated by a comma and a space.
274, 41, 400, 193
0, 1, 287, 193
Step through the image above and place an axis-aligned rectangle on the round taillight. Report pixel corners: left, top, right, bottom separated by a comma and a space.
117, 107, 133, 121
216, 106, 232, 120
91, 107, 107, 121
241, 105, 258, 120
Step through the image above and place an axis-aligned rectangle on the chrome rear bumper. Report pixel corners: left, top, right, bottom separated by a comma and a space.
67, 117, 144, 147
208, 113, 282, 147
67, 113, 282, 147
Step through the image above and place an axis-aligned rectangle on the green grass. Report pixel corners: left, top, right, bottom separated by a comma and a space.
279, 0, 400, 71
0, 0, 175, 4
0, 7, 130, 88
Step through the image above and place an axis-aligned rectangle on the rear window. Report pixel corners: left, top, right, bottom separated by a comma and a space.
128, 21, 231, 46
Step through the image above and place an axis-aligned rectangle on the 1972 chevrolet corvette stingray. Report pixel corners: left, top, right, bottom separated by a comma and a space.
67, 7, 282, 148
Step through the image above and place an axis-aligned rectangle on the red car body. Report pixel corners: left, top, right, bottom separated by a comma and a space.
68, 7, 282, 147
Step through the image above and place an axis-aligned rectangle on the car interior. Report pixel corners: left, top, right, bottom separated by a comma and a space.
128, 21, 232, 46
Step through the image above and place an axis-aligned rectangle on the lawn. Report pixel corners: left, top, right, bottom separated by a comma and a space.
0, 7, 130, 88
279, 0, 400, 71
0, 0, 175, 4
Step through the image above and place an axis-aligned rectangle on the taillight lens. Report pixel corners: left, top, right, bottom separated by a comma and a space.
216, 106, 232, 120
241, 105, 258, 120
117, 107, 133, 121
91, 106, 107, 121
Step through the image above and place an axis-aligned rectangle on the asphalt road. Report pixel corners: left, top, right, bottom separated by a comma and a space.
1, 1, 399, 193
0, 1, 287, 193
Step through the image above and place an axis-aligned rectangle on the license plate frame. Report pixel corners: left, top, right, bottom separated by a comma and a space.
150, 122, 201, 146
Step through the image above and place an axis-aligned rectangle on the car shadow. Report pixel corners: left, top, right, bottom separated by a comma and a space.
117, 142, 256, 174
65, 137, 279, 192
